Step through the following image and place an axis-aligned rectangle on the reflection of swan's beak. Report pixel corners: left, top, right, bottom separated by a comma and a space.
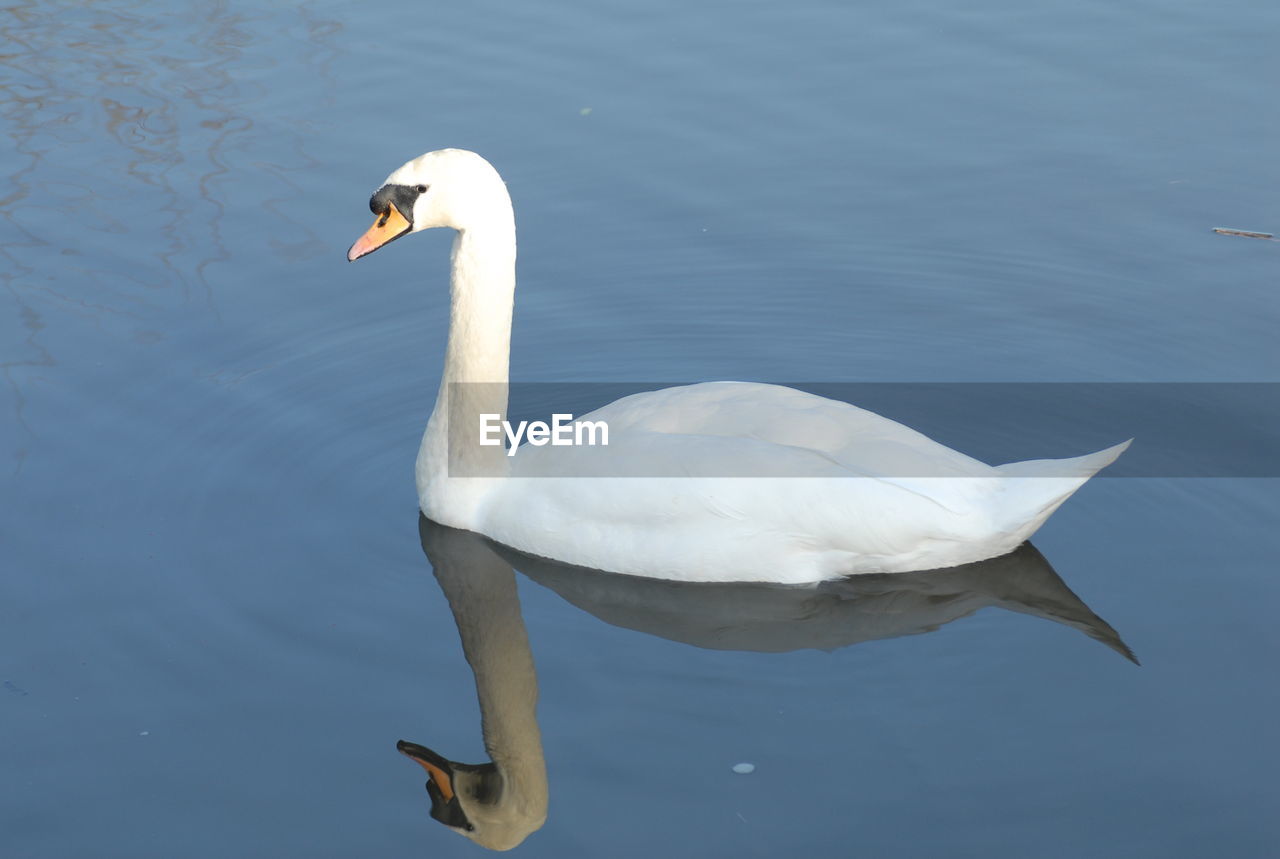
396, 739, 474, 832
347, 206, 411, 261
398, 740, 456, 800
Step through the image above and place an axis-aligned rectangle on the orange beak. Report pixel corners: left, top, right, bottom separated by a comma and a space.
347, 206, 411, 261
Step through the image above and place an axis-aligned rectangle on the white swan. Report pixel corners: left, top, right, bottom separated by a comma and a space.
348, 149, 1129, 584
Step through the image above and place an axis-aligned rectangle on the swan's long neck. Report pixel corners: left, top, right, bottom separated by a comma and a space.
417, 195, 517, 525
442, 220, 516, 392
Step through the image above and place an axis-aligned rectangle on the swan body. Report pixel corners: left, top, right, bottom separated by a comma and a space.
348, 149, 1128, 585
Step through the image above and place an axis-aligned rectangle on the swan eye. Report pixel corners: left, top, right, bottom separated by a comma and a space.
415, 184, 429, 194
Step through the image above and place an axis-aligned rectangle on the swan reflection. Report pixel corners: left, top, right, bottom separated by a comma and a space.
402, 515, 1134, 850
402, 517, 547, 852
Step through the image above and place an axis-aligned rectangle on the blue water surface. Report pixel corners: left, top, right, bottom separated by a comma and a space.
3, 0, 1278, 856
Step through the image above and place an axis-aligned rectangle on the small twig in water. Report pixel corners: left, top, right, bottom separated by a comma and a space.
1212, 227, 1277, 241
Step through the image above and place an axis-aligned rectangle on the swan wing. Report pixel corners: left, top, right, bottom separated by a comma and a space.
475, 384, 1128, 582
568, 381, 996, 478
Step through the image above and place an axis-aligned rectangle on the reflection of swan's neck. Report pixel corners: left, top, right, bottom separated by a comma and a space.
453, 567, 546, 810
428, 525, 547, 848
417, 201, 516, 519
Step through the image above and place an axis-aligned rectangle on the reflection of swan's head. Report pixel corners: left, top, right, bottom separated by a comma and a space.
397, 739, 545, 852
347, 148, 510, 261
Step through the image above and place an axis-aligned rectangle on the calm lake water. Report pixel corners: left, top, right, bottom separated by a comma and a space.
4, 0, 1278, 856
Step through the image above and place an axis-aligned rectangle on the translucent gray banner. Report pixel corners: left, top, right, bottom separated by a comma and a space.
443, 382, 1280, 477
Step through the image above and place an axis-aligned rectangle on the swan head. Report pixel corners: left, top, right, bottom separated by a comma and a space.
396, 739, 546, 851
347, 149, 511, 262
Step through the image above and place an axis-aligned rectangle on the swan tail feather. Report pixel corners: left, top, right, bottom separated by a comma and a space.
991, 439, 1131, 542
